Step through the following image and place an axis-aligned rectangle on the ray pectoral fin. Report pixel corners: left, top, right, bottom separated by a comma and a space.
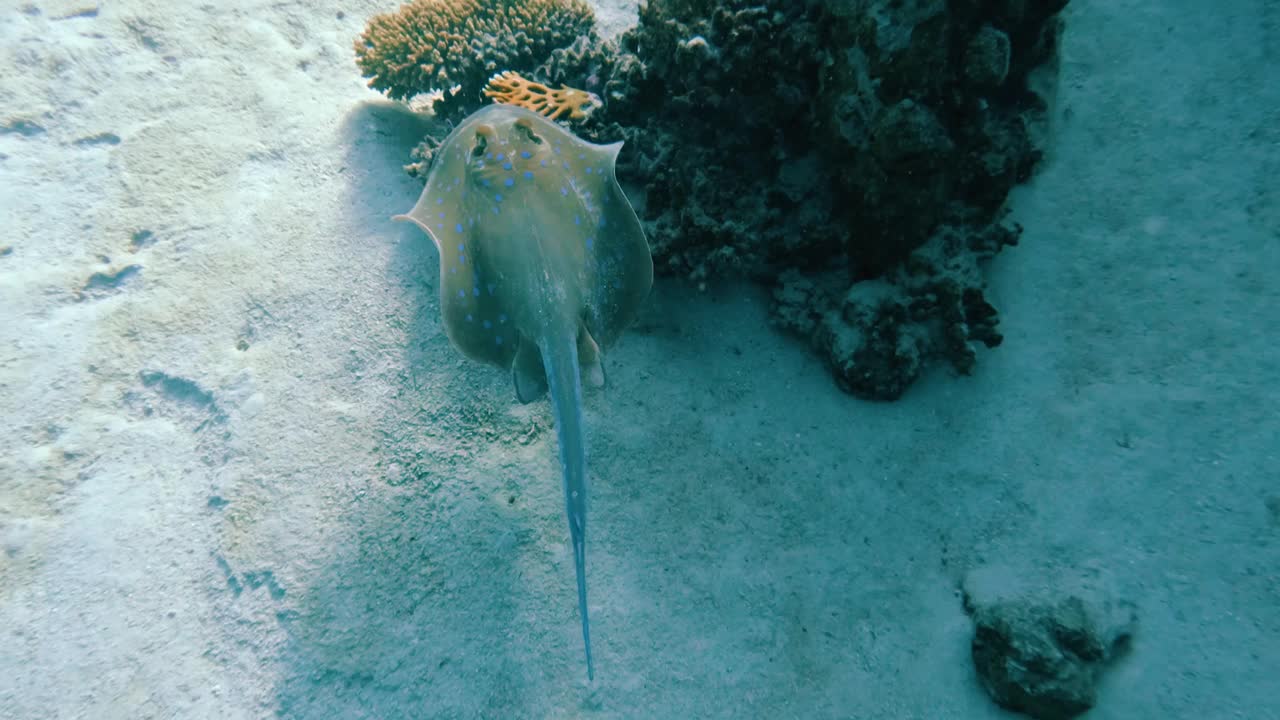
392, 204, 450, 262
581, 148, 654, 349
392, 181, 447, 240
513, 335, 548, 403
392, 211, 432, 235
577, 328, 606, 389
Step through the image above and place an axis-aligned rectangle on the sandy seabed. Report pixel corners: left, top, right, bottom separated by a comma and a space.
1, 1, 1278, 718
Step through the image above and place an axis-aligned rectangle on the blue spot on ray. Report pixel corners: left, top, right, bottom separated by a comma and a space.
495, 336, 503, 345
436, 197, 444, 205
499, 313, 507, 323
457, 290, 465, 298
495, 193, 503, 202
466, 313, 473, 322
561, 187, 569, 196
503, 162, 513, 171
483, 319, 492, 329
521, 151, 532, 159
504, 178, 515, 187
524, 171, 534, 179
456, 224, 464, 233
497, 153, 505, 161
585, 167, 593, 174
540, 159, 548, 167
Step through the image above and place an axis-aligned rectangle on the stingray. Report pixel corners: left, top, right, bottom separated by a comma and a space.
395, 104, 653, 680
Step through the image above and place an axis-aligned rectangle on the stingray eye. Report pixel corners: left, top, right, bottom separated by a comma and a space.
471, 124, 496, 158
514, 118, 544, 146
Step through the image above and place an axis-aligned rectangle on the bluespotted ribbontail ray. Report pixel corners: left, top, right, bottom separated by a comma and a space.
394, 104, 653, 681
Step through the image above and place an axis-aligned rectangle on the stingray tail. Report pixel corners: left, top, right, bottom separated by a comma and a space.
540, 327, 593, 681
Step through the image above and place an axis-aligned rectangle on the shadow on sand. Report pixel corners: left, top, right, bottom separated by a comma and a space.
272, 100, 540, 718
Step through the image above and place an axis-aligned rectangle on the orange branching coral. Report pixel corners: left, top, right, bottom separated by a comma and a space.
483, 71, 602, 121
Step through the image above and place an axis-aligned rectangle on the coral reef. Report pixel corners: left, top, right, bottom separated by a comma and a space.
482, 70, 601, 120
361, 0, 1070, 400
353, 0, 594, 112
544, 0, 1067, 399
821, 0, 1069, 280
572, 2, 839, 284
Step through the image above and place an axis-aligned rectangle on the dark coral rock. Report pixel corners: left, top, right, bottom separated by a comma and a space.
970, 595, 1135, 720
590, 0, 1068, 397
820, 281, 926, 400
581, 1, 838, 283
963, 563, 1138, 720
847, 98, 959, 279
965, 25, 1013, 88
973, 599, 1100, 719
820, 0, 1065, 277
774, 222, 1019, 400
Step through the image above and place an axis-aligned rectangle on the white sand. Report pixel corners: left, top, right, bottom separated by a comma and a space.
1, 0, 1277, 717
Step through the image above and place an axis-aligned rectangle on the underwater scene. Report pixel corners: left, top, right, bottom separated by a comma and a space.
1, 0, 1276, 718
